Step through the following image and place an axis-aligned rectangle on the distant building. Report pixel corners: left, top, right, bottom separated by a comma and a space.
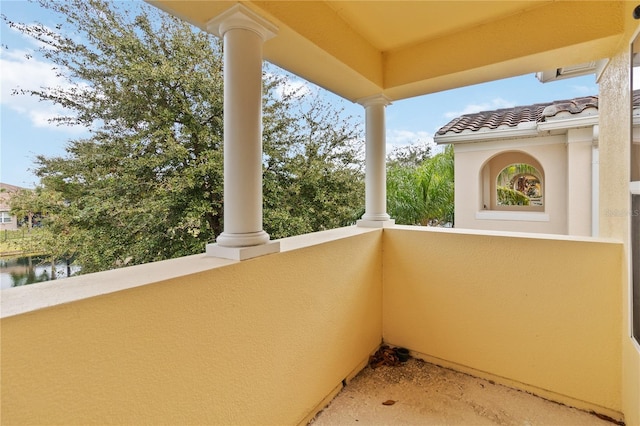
434, 93, 616, 236
0, 183, 27, 231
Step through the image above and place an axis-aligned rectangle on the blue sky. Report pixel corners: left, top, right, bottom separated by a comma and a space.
0, 0, 599, 188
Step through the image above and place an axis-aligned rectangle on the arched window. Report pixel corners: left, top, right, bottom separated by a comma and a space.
480, 151, 544, 212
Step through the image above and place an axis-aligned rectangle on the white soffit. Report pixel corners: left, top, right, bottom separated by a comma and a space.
536, 59, 608, 83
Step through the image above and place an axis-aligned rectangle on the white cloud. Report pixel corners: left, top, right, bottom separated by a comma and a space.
443, 97, 515, 120
264, 71, 315, 100
386, 129, 432, 146
385, 129, 435, 157
279, 77, 314, 99
0, 48, 86, 133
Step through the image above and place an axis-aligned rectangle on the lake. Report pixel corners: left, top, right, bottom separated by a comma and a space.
0, 256, 81, 289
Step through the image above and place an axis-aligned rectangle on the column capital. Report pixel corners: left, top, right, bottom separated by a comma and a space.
356, 94, 392, 107
207, 3, 278, 41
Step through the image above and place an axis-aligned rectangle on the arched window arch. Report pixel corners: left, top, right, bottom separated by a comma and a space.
480, 152, 544, 212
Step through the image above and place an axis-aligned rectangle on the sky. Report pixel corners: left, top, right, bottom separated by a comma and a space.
0, 0, 599, 189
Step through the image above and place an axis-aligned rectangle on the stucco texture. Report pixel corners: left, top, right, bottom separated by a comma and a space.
454, 138, 569, 234
1, 230, 383, 425
382, 226, 623, 417
598, 3, 640, 424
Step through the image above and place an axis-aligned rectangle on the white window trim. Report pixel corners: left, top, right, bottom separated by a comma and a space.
0, 212, 13, 223
630, 181, 640, 348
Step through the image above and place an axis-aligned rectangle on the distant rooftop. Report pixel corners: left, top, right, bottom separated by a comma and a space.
0, 183, 26, 193
436, 89, 640, 138
435, 95, 599, 137
0, 183, 28, 211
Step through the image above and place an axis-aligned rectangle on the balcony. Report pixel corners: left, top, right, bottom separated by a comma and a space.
1, 225, 624, 424
1, 0, 637, 423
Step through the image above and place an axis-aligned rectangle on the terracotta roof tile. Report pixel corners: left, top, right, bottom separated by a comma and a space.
436, 89, 640, 137
436, 93, 604, 136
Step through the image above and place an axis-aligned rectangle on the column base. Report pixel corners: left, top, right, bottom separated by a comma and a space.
356, 219, 396, 228
206, 240, 280, 261
361, 212, 391, 221
216, 230, 271, 247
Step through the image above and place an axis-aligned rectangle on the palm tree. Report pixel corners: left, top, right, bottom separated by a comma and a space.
387, 145, 454, 226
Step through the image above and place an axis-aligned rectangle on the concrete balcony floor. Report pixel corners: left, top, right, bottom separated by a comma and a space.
311, 358, 613, 426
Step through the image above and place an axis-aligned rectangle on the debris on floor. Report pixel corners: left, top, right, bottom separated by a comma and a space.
368, 345, 410, 368
312, 358, 618, 426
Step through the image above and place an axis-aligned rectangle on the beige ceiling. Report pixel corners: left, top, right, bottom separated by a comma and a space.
323, 1, 548, 52
149, 1, 627, 102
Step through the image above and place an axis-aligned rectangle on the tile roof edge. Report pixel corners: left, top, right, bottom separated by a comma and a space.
436, 93, 604, 137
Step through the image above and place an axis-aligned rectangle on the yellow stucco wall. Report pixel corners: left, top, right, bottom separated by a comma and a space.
1, 223, 633, 423
1, 230, 383, 425
382, 226, 623, 416
599, 3, 640, 424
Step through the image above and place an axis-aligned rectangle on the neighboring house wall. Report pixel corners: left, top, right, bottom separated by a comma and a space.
454, 135, 572, 234
437, 99, 600, 237
0, 183, 24, 231
0, 211, 18, 231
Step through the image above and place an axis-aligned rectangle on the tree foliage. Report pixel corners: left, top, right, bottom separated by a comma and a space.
5, 0, 363, 273
9, 188, 72, 255
386, 145, 454, 226
497, 186, 530, 206
263, 92, 364, 237
387, 142, 432, 168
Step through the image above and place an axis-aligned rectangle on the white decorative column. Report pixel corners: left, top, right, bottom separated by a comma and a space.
205, 4, 280, 260
357, 95, 395, 228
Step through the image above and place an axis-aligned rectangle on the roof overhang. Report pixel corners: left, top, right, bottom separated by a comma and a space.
434, 114, 598, 145
535, 59, 610, 83
148, 1, 627, 103
434, 121, 540, 145
435, 115, 600, 145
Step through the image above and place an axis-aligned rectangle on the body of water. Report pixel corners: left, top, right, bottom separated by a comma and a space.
0, 256, 80, 289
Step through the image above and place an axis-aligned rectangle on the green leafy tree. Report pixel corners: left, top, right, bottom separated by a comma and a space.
263, 91, 364, 237
3, 0, 363, 274
497, 187, 530, 206
10, 187, 78, 276
387, 143, 432, 168
387, 145, 454, 226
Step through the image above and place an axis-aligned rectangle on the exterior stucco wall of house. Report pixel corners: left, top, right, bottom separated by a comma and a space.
454, 136, 571, 234
0, 212, 19, 231
0, 183, 26, 231
598, 4, 640, 424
